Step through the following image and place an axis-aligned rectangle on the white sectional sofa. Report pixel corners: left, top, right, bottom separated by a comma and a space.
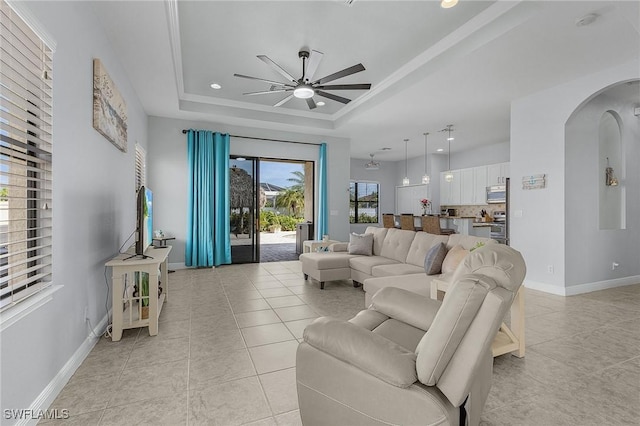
299, 226, 495, 305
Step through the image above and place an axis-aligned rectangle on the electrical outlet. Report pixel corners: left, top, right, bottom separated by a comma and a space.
84, 306, 89, 321
547, 265, 554, 274
612, 262, 619, 270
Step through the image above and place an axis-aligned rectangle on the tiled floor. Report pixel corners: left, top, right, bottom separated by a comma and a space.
42, 262, 640, 425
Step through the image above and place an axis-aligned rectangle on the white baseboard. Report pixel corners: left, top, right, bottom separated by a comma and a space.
525, 275, 640, 297
524, 280, 567, 296
16, 313, 109, 426
564, 275, 640, 296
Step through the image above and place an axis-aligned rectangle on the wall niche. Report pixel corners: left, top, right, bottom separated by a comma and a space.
598, 110, 625, 230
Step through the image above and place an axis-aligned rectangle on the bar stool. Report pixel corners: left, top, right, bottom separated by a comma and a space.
382, 214, 395, 228
421, 215, 455, 235
400, 214, 415, 231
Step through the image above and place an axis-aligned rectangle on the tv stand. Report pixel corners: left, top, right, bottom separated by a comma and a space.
106, 246, 171, 341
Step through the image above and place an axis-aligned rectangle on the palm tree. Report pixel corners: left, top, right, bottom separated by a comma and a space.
276, 188, 304, 217
287, 170, 305, 192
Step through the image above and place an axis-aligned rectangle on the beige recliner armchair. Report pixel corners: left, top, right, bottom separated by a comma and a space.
296, 244, 526, 426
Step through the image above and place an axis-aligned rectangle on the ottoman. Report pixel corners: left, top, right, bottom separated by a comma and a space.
299, 252, 358, 289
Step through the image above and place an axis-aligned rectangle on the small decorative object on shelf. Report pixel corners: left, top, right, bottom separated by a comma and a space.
420, 198, 432, 215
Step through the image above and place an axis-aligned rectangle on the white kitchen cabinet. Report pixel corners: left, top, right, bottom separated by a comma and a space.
440, 170, 461, 205
473, 166, 488, 205
460, 168, 474, 205
487, 162, 510, 185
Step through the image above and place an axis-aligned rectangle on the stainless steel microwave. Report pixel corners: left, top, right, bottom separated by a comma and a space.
486, 185, 506, 204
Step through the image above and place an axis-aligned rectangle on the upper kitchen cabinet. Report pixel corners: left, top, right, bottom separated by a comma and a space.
487, 162, 510, 185
440, 170, 461, 205
460, 166, 488, 205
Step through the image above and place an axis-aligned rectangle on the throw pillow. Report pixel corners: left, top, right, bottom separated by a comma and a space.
441, 245, 469, 274
348, 232, 374, 256
424, 242, 447, 275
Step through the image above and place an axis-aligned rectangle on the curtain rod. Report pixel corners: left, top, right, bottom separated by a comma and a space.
181, 129, 321, 146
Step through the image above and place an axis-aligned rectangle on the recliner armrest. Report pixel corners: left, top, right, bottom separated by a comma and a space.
371, 287, 441, 331
328, 242, 348, 252
303, 317, 417, 388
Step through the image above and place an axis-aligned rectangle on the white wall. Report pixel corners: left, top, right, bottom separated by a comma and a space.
450, 141, 510, 170
510, 60, 639, 295
0, 1, 148, 420
147, 116, 351, 265
565, 83, 639, 287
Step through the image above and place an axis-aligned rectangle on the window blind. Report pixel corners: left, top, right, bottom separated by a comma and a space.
0, 0, 53, 311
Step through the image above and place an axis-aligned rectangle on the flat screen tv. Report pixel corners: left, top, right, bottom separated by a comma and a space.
135, 186, 153, 256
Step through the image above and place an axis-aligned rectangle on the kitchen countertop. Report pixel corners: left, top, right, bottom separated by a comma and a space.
472, 223, 493, 227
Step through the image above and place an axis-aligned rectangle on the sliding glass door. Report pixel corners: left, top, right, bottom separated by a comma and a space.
229, 156, 259, 263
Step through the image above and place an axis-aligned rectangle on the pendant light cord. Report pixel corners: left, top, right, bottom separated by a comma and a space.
404, 139, 409, 177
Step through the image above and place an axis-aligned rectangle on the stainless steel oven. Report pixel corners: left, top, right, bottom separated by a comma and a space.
490, 211, 507, 244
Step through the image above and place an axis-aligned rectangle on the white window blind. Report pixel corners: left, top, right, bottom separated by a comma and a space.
135, 143, 146, 190
0, 0, 53, 311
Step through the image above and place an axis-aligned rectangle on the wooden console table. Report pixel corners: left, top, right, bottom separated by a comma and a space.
106, 246, 171, 341
431, 278, 525, 357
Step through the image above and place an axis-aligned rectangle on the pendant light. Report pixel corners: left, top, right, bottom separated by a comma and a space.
444, 125, 454, 183
402, 138, 410, 186
422, 132, 430, 184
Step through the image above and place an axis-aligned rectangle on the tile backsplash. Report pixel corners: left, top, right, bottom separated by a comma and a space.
441, 204, 506, 218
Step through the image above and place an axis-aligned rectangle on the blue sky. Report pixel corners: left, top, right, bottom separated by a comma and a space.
231, 158, 304, 189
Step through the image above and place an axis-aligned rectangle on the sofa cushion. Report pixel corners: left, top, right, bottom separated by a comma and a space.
350, 256, 399, 276
365, 226, 388, 256
441, 245, 469, 274
423, 242, 448, 275
300, 252, 357, 270
348, 233, 374, 255
364, 273, 434, 300
371, 263, 425, 277
380, 228, 416, 263
405, 233, 449, 267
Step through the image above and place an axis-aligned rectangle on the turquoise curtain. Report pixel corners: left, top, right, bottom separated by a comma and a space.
186, 130, 231, 267
316, 142, 328, 239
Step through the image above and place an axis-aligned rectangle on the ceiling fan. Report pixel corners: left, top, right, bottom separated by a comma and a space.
234, 49, 371, 109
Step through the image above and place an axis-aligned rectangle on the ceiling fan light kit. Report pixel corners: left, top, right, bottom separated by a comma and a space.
365, 153, 380, 170
441, 0, 458, 9
234, 48, 371, 109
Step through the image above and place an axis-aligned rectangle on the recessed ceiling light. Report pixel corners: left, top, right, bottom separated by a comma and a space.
316, 101, 325, 106
381, 147, 391, 151
447, 137, 455, 141
437, 148, 444, 152
440, 0, 458, 9
210, 83, 222, 89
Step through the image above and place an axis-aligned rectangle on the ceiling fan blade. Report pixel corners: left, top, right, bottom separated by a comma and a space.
314, 84, 371, 91
257, 55, 297, 83
313, 63, 365, 85
306, 97, 317, 110
304, 50, 324, 82
233, 73, 294, 87
243, 88, 291, 96
316, 90, 351, 104
274, 94, 294, 107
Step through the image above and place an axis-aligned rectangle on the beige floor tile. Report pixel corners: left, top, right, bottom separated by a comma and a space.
230, 298, 272, 313
274, 305, 318, 322
259, 368, 298, 415
272, 273, 303, 281
236, 309, 282, 328
190, 329, 246, 359
243, 417, 277, 426
49, 373, 120, 415
241, 323, 295, 347
226, 290, 264, 301
284, 318, 317, 339
101, 393, 188, 426
276, 278, 309, 288
252, 281, 286, 290
189, 377, 271, 425
158, 305, 191, 323
249, 341, 298, 374
274, 410, 302, 426
109, 359, 188, 407
126, 336, 190, 368
259, 288, 294, 298
189, 348, 256, 389
265, 295, 305, 309
135, 318, 191, 343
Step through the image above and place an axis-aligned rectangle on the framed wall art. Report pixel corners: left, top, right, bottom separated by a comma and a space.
92, 58, 127, 152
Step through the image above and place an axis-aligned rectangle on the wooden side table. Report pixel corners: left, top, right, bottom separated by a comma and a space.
431, 277, 525, 358
106, 246, 171, 341
303, 239, 339, 253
